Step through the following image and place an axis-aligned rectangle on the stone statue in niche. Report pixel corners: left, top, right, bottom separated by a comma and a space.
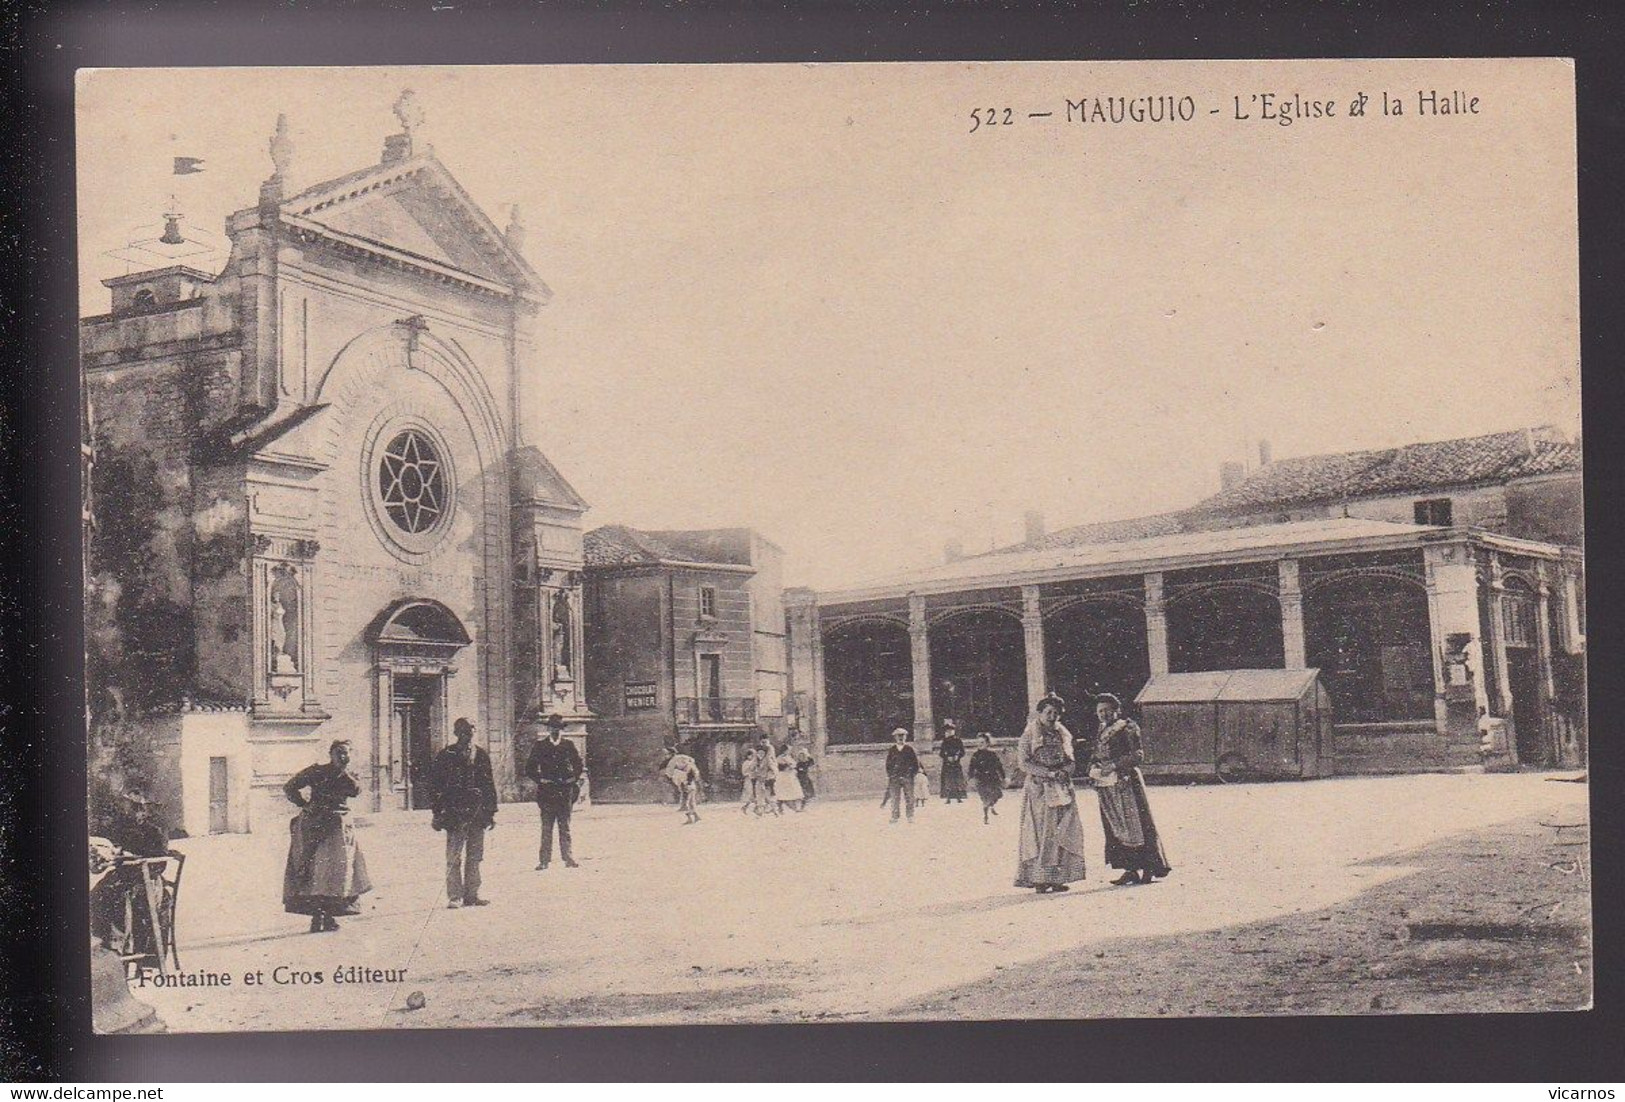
269, 565, 301, 675
551, 588, 573, 681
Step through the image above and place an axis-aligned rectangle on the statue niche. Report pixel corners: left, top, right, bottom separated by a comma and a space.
269, 564, 302, 687
551, 588, 574, 682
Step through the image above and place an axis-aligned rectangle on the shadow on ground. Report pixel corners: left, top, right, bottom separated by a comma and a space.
891, 811, 1592, 1019
498, 982, 800, 1022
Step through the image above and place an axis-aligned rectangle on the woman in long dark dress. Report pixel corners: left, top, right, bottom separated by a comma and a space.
938, 721, 968, 803
967, 732, 1006, 824
283, 739, 372, 931
1014, 695, 1088, 893
1088, 694, 1172, 886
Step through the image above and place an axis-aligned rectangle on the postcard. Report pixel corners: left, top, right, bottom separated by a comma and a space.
77, 59, 1587, 1032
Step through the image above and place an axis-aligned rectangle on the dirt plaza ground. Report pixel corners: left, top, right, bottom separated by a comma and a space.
135, 772, 1590, 1031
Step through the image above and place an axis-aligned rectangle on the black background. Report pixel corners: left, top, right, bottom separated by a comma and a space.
4, 0, 1623, 1083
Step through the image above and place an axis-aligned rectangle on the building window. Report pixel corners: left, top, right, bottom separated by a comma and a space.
1414, 498, 1453, 527
378, 429, 447, 535
131, 288, 157, 311
1502, 591, 1537, 648
699, 585, 717, 619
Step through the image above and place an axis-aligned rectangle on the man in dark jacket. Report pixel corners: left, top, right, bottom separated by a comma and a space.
884, 726, 920, 823
526, 714, 584, 870
431, 717, 498, 908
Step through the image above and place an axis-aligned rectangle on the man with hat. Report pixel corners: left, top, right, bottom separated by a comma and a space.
430, 718, 498, 908
526, 714, 584, 869
882, 726, 921, 823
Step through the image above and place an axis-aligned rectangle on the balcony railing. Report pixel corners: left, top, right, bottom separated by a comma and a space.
676, 696, 757, 725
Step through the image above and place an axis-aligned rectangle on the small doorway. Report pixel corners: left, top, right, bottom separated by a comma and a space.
208, 756, 229, 834
1507, 649, 1548, 766
1501, 585, 1550, 767
394, 674, 441, 809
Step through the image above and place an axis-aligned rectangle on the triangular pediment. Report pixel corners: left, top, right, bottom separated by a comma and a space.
279, 154, 547, 298
514, 445, 589, 511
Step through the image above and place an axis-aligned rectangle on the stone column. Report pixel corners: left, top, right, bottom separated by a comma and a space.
1143, 572, 1170, 677
810, 619, 828, 755
1423, 542, 1491, 736
1484, 554, 1515, 721
785, 591, 828, 753
1278, 559, 1307, 669
1561, 567, 1584, 654
908, 593, 934, 743
1535, 571, 1559, 761
1021, 585, 1047, 711
1535, 574, 1558, 698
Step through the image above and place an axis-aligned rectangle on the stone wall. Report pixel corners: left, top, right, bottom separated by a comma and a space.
1329, 723, 1481, 775
1505, 473, 1584, 547
669, 567, 757, 704
84, 330, 243, 716
814, 741, 1022, 801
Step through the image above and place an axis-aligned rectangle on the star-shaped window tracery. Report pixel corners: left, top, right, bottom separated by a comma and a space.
378, 429, 446, 534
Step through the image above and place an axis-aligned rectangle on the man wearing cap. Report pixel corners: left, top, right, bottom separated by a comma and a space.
526, 714, 584, 869
883, 727, 921, 823
430, 718, 498, 908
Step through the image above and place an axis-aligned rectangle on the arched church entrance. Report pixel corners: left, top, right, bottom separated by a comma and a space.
366, 599, 472, 810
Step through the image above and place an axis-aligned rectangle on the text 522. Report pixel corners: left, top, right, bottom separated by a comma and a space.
968, 107, 1015, 132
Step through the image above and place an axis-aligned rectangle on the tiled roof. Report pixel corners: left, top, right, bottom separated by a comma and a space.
584, 526, 686, 567
1019, 510, 1198, 552
584, 526, 755, 569
988, 425, 1579, 559
1193, 426, 1578, 514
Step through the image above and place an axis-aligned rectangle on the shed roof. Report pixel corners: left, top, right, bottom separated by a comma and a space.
1136, 669, 1321, 705
835, 517, 1434, 597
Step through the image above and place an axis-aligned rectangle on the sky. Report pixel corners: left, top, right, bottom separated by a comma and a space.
77, 61, 1580, 589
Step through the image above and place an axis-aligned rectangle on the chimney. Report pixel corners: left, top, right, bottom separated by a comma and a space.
1220, 461, 1246, 491
1024, 510, 1046, 544
944, 539, 964, 564
1258, 438, 1273, 467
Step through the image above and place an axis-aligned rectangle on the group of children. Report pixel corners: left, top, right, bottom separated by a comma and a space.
737, 742, 814, 816
660, 739, 816, 822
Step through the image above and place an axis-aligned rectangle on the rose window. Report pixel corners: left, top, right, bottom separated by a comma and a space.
377, 429, 447, 534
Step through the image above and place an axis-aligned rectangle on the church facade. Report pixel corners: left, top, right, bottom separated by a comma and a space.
83, 97, 592, 837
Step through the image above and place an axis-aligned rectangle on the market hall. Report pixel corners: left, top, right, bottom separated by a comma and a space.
785, 429, 1585, 792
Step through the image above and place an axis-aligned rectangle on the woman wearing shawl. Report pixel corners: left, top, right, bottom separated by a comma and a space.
282, 739, 372, 931
967, 732, 1006, 823
1013, 694, 1088, 893
938, 720, 968, 803
1088, 694, 1172, 886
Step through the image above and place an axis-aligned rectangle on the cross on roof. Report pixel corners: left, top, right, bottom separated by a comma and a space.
393, 89, 426, 134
